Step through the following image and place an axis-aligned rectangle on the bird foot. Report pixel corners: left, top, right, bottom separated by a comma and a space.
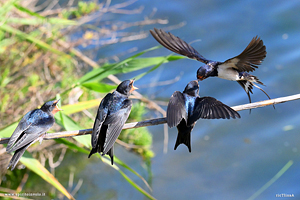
38, 133, 47, 144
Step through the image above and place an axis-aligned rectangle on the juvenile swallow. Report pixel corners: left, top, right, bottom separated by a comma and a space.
167, 80, 240, 152
150, 28, 272, 104
6, 99, 62, 170
88, 80, 138, 165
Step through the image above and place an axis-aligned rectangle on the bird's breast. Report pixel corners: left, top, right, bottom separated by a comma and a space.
183, 94, 196, 117
217, 64, 240, 81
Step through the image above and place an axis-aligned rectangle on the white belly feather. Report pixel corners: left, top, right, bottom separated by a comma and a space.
217, 63, 240, 81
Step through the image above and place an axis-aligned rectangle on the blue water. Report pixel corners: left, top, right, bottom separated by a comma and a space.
76, 0, 300, 199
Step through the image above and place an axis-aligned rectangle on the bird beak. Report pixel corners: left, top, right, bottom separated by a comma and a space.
53, 99, 60, 104
52, 99, 63, 114
130, 79, 138, 92
197, 75, 205, 81
132, 85, 138, 90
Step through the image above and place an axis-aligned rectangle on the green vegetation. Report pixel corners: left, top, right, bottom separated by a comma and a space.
0, 0, 183, 199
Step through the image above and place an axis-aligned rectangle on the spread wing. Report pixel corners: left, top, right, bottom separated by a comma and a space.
222, 36, 266, 72
189, 97, 240, 123
166, 91, 188, 128
150, 28, 210, 64
7, 110, 54, 153
102, 99, 132, 155
91, 93, 112, 148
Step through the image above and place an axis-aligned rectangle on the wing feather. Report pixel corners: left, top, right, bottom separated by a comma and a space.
166, 91, 187, 128
102, 99, 132, 155
189, 97, 240, 123
91, 93, 112, 148
6, 111, 33, 151
150, 28, 210, 64
7, 110, 54, 153
222, 36, 266, 72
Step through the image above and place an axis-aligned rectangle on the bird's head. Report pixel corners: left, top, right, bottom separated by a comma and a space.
196, 66, 209, 81
197, 62, 218, 81
183, 80, 199, 96
116, 79, 138, 96
41, 99, 63, 114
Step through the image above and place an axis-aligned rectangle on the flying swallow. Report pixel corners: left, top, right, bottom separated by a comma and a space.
6, 99, 62, 170
88, 80, 138, 165
150, 28, 272, 105
167, 80, 240, 152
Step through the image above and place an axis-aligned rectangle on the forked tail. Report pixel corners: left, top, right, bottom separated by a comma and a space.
238, 72, 275, 110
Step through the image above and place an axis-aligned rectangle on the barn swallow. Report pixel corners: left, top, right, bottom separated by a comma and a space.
88, 80, 138, 165
150, 28, 272, 105
6, 99, 62, 170
167, 80, 240, 152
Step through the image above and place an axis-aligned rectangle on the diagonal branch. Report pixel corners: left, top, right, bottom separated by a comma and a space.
1, 93, 300, 145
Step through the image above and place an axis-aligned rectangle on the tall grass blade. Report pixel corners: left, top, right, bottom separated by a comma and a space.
20, 152, 74, 200
78, 54, 184, 84
61, 99, 101, 115
0, 122, 18, 138
0, 24, 69, 56
55, 137, 155, 199
247, 160, 293, 200
55, 112, 91, 148
81, 82, 116, 93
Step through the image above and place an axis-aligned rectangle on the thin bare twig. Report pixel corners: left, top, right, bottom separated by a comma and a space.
163, 124, 168, 154
116, 138, 148, 149
137, 73, 182, 88
48, 148, 67, 168
71, 178, 83, 197
1, 93, 300, 144
16, 172, 29, 192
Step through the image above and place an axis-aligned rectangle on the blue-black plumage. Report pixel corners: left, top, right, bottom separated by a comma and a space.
88, 80, 138, 165
150, 28, 273, 105
167, 80, 240, 152
6, 99, 62, 170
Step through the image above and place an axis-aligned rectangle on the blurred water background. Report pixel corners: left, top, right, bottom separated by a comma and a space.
72, 0, 300, 199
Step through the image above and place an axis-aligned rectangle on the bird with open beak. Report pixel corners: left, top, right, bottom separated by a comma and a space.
150, 28, 273, 106
6, 99, 62, 170
88, 79, 138, 165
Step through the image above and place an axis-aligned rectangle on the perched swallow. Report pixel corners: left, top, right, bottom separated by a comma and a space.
88, 80, 138, 165
167, 80, 240, 152
150, 28, 272, 104
6, 100, 62, 170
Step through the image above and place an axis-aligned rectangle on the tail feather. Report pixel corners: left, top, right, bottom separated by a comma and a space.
174, 132, 191, 152
238, 72, 274, 109
88, 147, 98, 158
174, 120, 193, 152
7, 142, 32, 170
107, 147, 114, 165
89, 125, 107, 158
252, 83, 275, 110
237, 80, 253, 103
102, 146, 114, 165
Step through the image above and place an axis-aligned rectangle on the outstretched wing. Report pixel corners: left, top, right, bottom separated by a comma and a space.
222, 36, 266, 72
166, 91, 188, 128
102, 99, 132, 155
189, 97, 240, 123
150, 28, 210, 64
91, 93, 112, 148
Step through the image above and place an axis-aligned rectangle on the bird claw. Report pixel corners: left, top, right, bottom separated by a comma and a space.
38, 133, 47, 144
